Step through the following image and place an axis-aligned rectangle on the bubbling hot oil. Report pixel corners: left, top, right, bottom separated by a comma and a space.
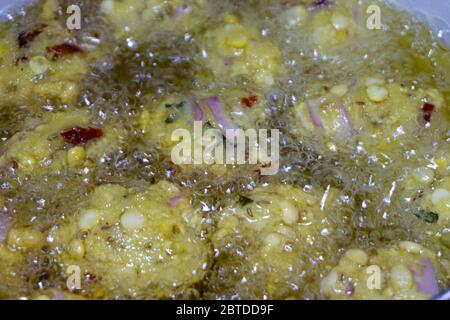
0, 0, 449, 299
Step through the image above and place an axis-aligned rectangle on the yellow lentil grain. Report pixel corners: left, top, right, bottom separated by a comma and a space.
412, 167, 434, 184
264, 233, 283, 247
331, 13, 350, 30
431, 189, 450, 205
398, 241, 424, 254
67, 146, 86, 168
367, 85, 389, 102
321, 270, 338, 294
284, 5, 307, 28
79, 209, 101, 231
7, 227, 44, 250
281, 201, 299, 225
69, 239, 85, 258
331, 84, 348, 97
100, 0, 114, 14
389, 263, 413, 289
344, 249, 369, 265
121, 210, 146, 231
225, 26, 248, 49
29, 56, 49, 75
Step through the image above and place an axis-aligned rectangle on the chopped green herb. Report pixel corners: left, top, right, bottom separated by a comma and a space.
203, 121, 213, 130
239, 195, 254, 206
165, 113, 178, 123
415, 209, 439, 224
165, 101, 185, 109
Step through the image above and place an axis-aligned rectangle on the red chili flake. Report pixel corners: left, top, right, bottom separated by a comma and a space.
46, 43, 83, 59
240, 95, 259, 108
18, 23, 47, 48
61, 127, 103, 145
421, 102, 435, 123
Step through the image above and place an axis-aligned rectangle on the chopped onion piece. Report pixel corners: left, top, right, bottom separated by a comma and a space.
169, 192, 186, 206
192, 101, 204, 121
336, 98, 352, 134
414, 258, 439, 296
352, 3, 360, 25
203, 96, 238, 131
173, 4, 190, 20
306, 99, 324, 129
0, 214, 11, 242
